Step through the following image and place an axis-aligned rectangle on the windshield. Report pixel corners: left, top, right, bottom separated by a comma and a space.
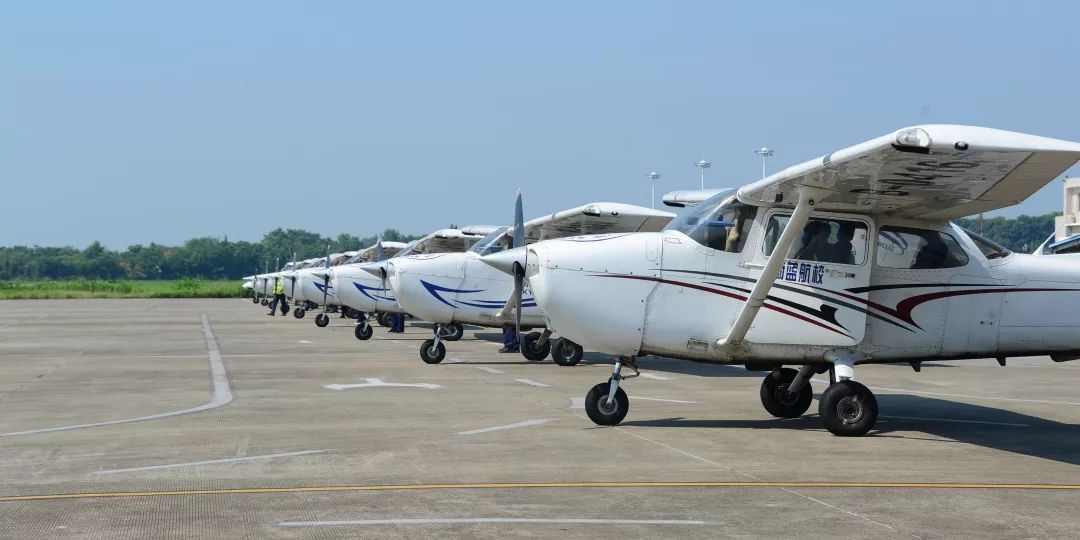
957, 226, 1012, 260
664, 189, 756, 252
469, 226, 511, 255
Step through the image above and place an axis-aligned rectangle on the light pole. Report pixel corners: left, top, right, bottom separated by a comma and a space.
647, 171, 661, 209
755, 147, 774, 179
695, 159, 711, 190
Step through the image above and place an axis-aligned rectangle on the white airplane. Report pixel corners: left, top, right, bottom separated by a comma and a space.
291, 250, 359, 323
250, 260, 297, 307
389, 198, 673, 365
333, 227, 496, 339
300, 243, 408, 327
483, 125, 1080, 436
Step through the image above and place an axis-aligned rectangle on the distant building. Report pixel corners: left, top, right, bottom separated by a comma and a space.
1043, 177, 1080, 254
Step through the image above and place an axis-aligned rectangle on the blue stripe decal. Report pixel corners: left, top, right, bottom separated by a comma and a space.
419, 279, 536, 310
353, 282, 395, 302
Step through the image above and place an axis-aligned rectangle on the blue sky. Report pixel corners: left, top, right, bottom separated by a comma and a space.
3, 1, 1078, 248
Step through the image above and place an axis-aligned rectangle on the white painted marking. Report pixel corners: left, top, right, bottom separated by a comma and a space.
514, 378, 549, 388
810, 378, 1080, 406
640, 373, 672, 380
391, 340, 401, 344
94, 449, 330, 475
569, 397, 585, 409
297, 340, 313, 344
447, 358, 466, 363
633, 396, 701, 404
477, 366, 503, 374
880, 415, 1029, 427
0, 314, 233, 438
279, 518, 720, 527
375, 336, 386, 340
455, 418, 555, 436
324, 378, 441, 391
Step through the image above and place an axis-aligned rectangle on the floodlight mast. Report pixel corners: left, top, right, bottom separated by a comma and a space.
755, 147, 774, 179
695, 159, 711, 190
646, 171, 661, 209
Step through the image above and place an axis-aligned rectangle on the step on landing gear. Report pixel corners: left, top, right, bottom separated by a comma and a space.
584, 356, 639, 426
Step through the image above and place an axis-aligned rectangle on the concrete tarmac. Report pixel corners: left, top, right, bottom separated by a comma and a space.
1, 299, 1078, 538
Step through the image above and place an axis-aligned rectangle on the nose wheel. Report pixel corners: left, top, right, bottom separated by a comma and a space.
314, 313, 330, 327
420, 339, 446, 364
260, 299, 269, 306
292, 307, 306, 319
583, 356, 638, 426
354, 321, 373, 340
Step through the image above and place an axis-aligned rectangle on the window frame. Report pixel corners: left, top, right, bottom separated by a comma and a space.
760, 210, 871, 267
875, 225, 970, 270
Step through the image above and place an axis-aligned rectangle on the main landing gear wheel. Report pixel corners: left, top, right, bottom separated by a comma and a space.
420, 339, 446, 364
376, 312, 392, 327
441, 323, 464, 342
585, 380, 629, 425
760, 368, 813, 418
260, 298, 269, 306
314, 313, 330, 327
819, 380, 877, 437
520, 331, 551, 361
292, 307, 306, 319
552, 338, 583, 366
354, 323, 373, 340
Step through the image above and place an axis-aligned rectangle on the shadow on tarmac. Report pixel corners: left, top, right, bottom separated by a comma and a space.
621, 394, 1080, 466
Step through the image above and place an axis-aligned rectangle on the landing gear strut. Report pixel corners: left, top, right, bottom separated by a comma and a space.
584, 356, 639, 426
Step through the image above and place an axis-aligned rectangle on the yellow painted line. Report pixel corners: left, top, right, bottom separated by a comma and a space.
3, 481, 1080, 502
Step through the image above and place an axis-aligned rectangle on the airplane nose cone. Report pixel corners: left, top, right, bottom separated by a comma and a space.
480, 246, 527, 275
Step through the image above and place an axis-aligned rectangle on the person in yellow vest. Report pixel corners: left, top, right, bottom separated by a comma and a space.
268, 277, 289, 316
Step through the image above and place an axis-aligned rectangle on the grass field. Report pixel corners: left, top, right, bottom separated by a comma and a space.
0, 279, 245, 299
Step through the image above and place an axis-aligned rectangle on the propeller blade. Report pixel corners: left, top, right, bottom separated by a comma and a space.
513, 189, 524, 249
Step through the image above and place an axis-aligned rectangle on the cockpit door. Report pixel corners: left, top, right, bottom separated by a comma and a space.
741, 210, 873, 346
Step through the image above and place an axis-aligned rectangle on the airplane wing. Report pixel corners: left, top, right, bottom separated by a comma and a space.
662, 188, 733, 208
409, 228, 489, 254
736, 125, 1080, 220
522, 203, 674, 242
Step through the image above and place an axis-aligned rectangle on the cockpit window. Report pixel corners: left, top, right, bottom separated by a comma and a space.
665, 192, 757, 253
958, 227, 1011, 260
876, 226, 969, 269
469, 226, 512, 256
764, 215, 869, 265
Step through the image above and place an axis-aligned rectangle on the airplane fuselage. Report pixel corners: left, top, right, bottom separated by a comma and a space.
526, 215, 1080, 366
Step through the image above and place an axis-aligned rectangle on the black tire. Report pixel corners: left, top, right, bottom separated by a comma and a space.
376, 312, 392, 327
354, 323, 373, 340
520, 331, 551, 361
760, 368, 813, 418
293, 307, 305, 319
315, 313, 330, 327
552, 338, 583, 366
420, 339, 446, 364
819, 380, 878, 437
443, 323, 464, 342
260, 298, 269, 306
585, 381, 629, 426
252, 296, 259, 304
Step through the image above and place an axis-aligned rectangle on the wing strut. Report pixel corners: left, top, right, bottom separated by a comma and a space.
717, 186, 828, 348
